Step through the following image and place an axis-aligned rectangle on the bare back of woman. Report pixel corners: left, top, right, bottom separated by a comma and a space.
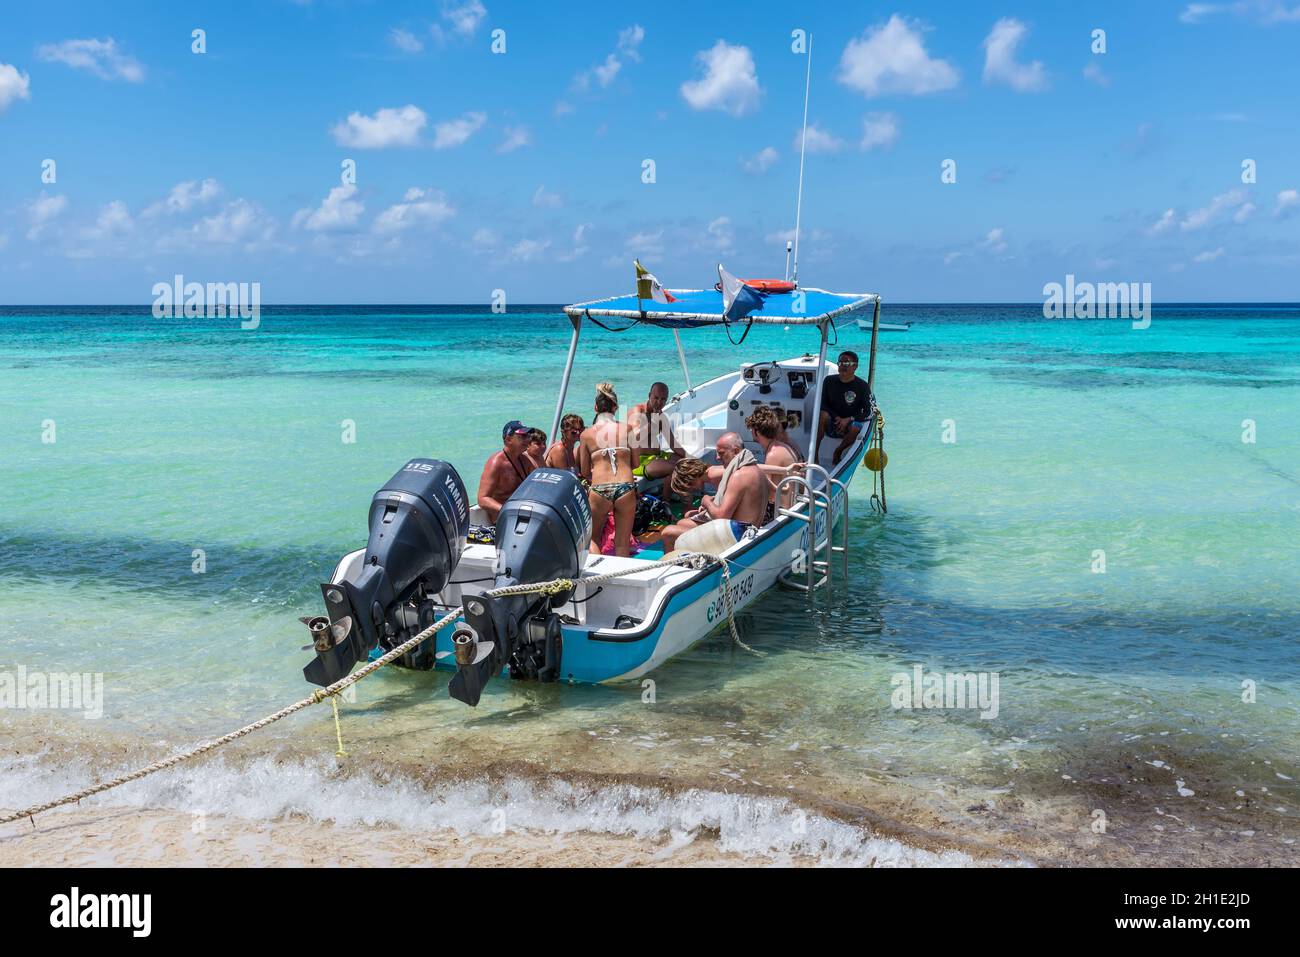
576, 383, 638, 557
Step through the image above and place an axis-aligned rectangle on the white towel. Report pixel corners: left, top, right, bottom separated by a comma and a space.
713, 448, 757, 508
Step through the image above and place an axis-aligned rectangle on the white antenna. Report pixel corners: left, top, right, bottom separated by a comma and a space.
791, 33, 812, 288
784, 240, 793, 281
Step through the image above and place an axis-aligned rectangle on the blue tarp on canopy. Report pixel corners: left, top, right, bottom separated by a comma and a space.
564, 286, 879, 328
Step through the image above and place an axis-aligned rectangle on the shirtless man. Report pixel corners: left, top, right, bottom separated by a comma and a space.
576, 383, 637, 557
544, 413, 585, 476
660, 432, 767, 552
746, 405, 804, 520
476, 420, 532, 524
627, 382, 686, 481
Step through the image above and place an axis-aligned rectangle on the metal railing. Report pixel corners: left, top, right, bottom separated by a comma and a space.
774, 463, 849, 597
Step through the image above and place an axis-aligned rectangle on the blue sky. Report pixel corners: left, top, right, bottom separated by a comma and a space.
1, 0, 1298, 303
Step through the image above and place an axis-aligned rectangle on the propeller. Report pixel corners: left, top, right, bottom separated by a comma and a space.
299, 615, 353, 652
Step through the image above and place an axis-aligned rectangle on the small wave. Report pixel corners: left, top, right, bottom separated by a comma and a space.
0, 750, 985, 867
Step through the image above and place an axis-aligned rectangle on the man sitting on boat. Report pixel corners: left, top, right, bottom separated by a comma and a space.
746, 404, 804, 521
544, 413, 585, 476
627, 382, 687, 482
576, 383, 638, 557
815, 350, 873, 466
660, 432, 767, 552
476, 420, 534, 523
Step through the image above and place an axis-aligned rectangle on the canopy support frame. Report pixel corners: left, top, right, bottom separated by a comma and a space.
808, 318, 830, 470
549, 311, 583, 445
672, 329, 694, 395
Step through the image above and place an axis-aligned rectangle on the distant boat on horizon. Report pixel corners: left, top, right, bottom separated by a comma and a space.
857, 316, 912, 333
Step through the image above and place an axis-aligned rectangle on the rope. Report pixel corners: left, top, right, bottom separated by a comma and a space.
330, 697, 348, 757
869, 409, 888, 515
717, 557, 764, 657
0, 552, 719, 827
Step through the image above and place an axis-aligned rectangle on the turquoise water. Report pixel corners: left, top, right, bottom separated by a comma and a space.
1, 304, 1298, 864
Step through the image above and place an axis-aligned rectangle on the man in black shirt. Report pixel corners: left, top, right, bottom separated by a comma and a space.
816, 350, 872, 465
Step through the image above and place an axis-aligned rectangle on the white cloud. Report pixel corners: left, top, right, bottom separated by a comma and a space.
859, 112, 899, 151
292, 183, 364, 231
794, 123, 845, 155
0, 63, 32, 111
36, 37, 144, 82
497, 125, 531, 153
1179, 2, 1300, 24
556, 222, 592, 262
27, 193, 68, 240
390, 28, 424, 53
983, 19, 1048, 92
372, 187, 454, 234
680, 41, 762, 116
553, 100, 575, 117
189, 199, 275, 247
624, 229, 664, 259
592, 54, 623, 87
742, 146, 779, 174
1193, 246, 1225, 262
145, 178, 221, 217
1276, 188, 1300, 217
80, 200, 134, 241
331, 105, 427, 149
532, 185, 563, 209
432, 111, 486, 149
705, 216, 734, 252
982, 227, 1007, 253
1148, 208, 1177, 235
1082, 62, 1110, 87
1233, 202, 1256, 223
573, 24, 645, 93
1181, 188, 1247, 230
431, 0, 488, 43
838, 16, 959, 97
510, 238, 550, 262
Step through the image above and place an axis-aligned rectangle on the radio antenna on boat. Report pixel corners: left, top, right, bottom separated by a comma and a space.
790, 32, 813, 288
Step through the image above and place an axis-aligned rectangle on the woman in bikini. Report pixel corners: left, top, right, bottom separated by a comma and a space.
576, 382, 637, 557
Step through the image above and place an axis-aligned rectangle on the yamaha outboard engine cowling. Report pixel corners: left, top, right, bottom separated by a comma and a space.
450, 468, 591, 706
304, 458, 469, 687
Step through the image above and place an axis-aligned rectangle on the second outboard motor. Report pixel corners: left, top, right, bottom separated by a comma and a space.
304, 458, 469, 687
449, 468, 591, 706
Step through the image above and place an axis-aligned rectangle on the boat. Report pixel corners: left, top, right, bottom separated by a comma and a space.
298, 285, 884, 705
296, 29, 887, 707
858, 316, 911, 332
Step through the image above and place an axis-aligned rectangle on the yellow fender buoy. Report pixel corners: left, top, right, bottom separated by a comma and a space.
865, 447, 888, 472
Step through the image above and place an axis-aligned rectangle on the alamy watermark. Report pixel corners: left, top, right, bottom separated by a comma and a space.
891, 665, 999, 719
152, 274, 261, 329
1043, 274, 1151, 329
0, 665, 103, 719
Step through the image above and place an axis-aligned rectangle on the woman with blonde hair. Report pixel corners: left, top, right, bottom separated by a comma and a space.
576, 382, 638, 556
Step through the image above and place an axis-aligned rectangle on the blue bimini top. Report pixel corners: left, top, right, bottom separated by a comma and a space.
564, 286, 880, 329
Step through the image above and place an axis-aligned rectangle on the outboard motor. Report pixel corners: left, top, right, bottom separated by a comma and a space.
304, 458, 469, 687
449, 468, 591, 706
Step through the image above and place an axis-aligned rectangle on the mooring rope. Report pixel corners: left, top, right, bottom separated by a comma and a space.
869, 409, 888, 515
0, 551, 753, 827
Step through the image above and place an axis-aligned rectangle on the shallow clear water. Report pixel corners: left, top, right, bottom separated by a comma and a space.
1, 304, 1297, 864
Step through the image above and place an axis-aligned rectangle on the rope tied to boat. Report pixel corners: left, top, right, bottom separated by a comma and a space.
0, 551, 751, 828
869, 409, 888, 515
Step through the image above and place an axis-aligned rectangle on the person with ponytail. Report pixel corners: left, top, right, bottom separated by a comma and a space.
576, 382, 638, 556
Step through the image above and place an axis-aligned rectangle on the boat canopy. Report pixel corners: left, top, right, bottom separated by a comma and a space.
564, 286, 879, 328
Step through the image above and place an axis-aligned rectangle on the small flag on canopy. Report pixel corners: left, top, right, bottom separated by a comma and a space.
718, 264, 764, 321
635, 259, 677, 303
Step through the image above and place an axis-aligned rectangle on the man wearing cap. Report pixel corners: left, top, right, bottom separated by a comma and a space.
477, 420, 532, 523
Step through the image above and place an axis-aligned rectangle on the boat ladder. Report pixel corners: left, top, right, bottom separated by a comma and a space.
774, 463, 848, 596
